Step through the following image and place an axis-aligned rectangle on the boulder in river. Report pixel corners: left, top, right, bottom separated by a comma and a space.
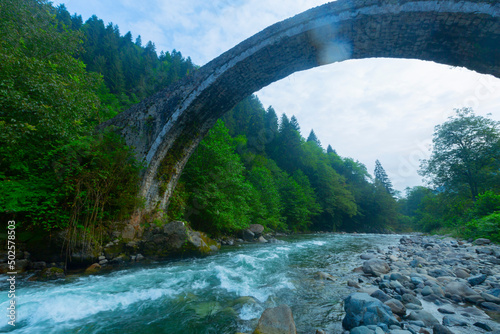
362, 258, 391, 277
253, 304, 296, 334
342, 292, 399, 330
141, 221, 220, 259
248, 224, 264, 238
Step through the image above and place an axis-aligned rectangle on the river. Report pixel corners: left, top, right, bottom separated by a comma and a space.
0, 233, 402, 333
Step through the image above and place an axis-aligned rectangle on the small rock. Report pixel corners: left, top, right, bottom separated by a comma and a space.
348, 280, 361, 289
442, 315, 468, 326
482, 292, 500, 304
258, 236, 268, 243
474, 238, 491, 245
481, 302, 500, 312
421, 286, 433, 296
407, 310, 440, 327
432, 324, 454, 334
350, 326, 373, 334
371, 290, 392, 303
474, 322, 493, 331
316, 271, 335, 281
253, 304, 296, 334
468, 274, 487, 286
402, 294, 422, 306
84, 263, 101, 274
136, 254, 145, 261
437, 307, 455, 315
384, 298, 406, 316
360, 253, 377, 260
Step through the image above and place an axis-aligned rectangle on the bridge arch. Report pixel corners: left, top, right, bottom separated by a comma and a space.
103, 0, 500, 233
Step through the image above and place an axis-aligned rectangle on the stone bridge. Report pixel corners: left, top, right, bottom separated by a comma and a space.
102, 0, 500, 237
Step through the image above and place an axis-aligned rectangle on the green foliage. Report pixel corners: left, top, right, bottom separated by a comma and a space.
464, 213, 500, 243
0, 0, 142, 259
420, 108, 500, 200
179, 120, 254, 234
471, 191, 500, 217
408, 109, 500, 238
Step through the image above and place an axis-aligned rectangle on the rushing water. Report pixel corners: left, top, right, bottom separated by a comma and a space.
0, 233, 401, 334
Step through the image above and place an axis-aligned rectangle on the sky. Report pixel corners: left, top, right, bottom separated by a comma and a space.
54, 0, 500, 193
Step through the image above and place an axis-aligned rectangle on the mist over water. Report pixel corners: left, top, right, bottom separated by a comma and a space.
0, 233, 401, 333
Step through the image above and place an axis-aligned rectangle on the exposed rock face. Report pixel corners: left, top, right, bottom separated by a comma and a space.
342, 293, 399, 330
141, 221, 220, 259
253, 304, 297, 334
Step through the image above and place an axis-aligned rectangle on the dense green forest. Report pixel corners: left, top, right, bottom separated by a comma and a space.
1, 0, 499, 244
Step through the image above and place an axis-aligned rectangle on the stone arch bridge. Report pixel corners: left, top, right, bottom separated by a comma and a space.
101, 0, 500, 237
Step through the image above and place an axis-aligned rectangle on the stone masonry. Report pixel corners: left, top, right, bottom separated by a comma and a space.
99, 0, 500, 238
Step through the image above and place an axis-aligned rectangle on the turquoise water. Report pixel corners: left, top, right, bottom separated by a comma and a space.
0, 233, 401, 333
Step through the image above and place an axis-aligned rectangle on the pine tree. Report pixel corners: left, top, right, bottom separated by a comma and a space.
290, 115, 301, 133
307, 129, 321, 147
326, 145, 336, 154
374, 160, 394, 195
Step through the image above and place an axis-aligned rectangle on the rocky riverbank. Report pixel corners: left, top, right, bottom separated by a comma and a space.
341, 235, 500, 334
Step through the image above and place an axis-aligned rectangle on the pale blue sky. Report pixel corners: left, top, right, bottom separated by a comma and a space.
55, 0, 500, 192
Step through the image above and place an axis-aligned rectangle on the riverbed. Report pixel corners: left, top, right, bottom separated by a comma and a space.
0, 233, 402, 333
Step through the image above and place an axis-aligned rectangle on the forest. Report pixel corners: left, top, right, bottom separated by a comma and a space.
1, 0, 499, 244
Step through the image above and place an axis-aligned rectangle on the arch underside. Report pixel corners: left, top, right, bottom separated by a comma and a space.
102, 0, 500, 227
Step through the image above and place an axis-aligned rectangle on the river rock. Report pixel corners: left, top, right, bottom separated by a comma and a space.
84, 263, 101, 274
258, 236, 268, 243
407, 310, 440, 327
444, 282, 477, 300
362, 259, 391, 277
468, 274, 487, 286
248, 224, 264, 238
442, 315, 468, 326
371, 290, 391, 303
240, 229, 255, 242
432, 324, 454, 334
384, 298, 406, 316
253, 304, 297, 334
402, 293, 422, 306
29, 267, 65, 281
342, 293, 399, 330
360, 253, 377, 260
481, 292, 500, 304
481, 302, 500, 312
141, 221, 220, 259
350, 326, 374, 334
454, 268, 470, 279
474, 238, 491, 245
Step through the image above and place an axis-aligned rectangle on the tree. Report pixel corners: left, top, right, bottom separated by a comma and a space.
307, 129, 322, 147
326, 145, 336, 154
290, 115, 301, 133
419, 108, 500, 200
374, 160, 394, 195
180, 120, 254, 234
